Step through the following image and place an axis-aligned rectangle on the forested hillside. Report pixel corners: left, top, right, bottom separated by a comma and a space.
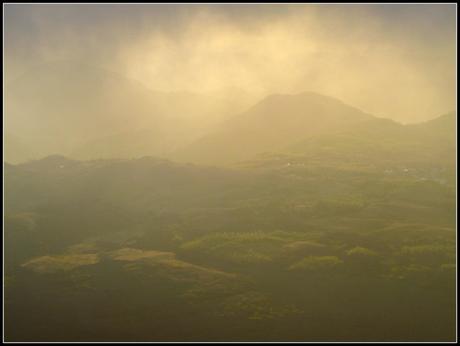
4, 111, 456, 341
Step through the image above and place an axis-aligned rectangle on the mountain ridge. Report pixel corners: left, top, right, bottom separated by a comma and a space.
173, 91, 375, 165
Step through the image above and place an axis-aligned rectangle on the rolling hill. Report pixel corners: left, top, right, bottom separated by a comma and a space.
173, 92, 374, 165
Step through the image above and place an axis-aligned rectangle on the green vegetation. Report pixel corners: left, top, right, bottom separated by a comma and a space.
3, 104, 456, 342
289, 256, 343, 271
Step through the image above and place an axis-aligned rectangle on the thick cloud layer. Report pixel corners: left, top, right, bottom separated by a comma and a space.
4, 4, 457, 122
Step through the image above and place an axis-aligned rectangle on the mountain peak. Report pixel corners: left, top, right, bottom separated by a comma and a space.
175, 91, 375, 165
258, 91, 344, 105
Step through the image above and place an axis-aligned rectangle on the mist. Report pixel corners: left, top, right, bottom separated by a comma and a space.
3, 4, 457, 343
5, 4, 456, 123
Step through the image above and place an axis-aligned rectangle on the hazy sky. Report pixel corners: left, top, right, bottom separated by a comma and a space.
4, 4, 457, 122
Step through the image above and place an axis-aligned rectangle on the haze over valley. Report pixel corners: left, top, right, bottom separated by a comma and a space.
3, 4, 457, 342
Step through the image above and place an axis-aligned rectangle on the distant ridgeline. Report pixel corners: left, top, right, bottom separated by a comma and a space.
3, 62, 456, 342
4, 62, 456, 167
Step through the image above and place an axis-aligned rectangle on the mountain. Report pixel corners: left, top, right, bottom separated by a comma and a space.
70, 91, 255, 161
237, 111, 456, 187
5, 61, 254, 163
173, 92, 374, 165
410, 111, 456, 139
287, 111, 456, 166
5, 61, 164, 157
